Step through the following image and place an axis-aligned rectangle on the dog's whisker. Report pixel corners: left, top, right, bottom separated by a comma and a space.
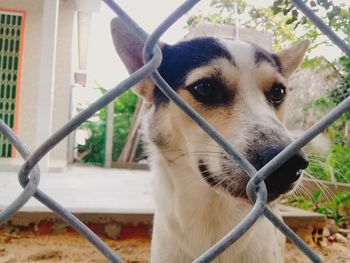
307, 162, 347, 181
307, 155, 349, 170
288, 180, 314, 200
302, 172, 335, 201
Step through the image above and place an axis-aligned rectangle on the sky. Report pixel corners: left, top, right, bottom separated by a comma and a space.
86, 0, 348, 91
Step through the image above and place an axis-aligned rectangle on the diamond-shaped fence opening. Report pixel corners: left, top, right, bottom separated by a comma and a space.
1, 0, 350, 262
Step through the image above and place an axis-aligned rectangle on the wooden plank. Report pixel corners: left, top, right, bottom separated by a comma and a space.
111, 162, 149, 170
279, 205, 327, 229
105, 102, 114, 168
117, 98, 145, 164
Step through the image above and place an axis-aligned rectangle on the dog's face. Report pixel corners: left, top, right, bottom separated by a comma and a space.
111, 18, 309, 202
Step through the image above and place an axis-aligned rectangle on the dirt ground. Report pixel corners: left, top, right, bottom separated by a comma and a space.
285, 242, 350, 263
1, 231, 349, 263
0, 232, 149, 263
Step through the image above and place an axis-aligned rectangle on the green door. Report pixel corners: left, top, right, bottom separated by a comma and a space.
0, 10, 24, 157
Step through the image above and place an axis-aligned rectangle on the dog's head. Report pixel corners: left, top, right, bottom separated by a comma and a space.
111, 18, 309, 202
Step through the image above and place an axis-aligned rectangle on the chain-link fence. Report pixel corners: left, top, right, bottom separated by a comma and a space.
1, 0, 350, 262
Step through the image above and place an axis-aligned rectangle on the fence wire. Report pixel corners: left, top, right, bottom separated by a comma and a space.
1, 0, 350, 262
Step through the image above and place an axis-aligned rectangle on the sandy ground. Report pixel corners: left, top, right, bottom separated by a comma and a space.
0, 232, 150, 263
285, 242, 350, 263
1, 232, 349, 263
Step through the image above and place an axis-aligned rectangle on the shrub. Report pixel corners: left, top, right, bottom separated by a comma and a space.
304, 56, 350, 183
77, 87, 138, 165
286, 191, 350, 226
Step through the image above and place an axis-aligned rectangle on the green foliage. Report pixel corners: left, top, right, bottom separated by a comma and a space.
316, 192, 350, 225
111, 90, 139, 161
307, 143, 350, 183
328, 56, 350, 106
287, 191, 350, 225
186, 0, 245, 29
187, 0, 350, 66
186, 0, 300, 49
78, 119, 106, 165
272, 0, 350, 43
248, 7, 300, 49
304, 55, 350, 183
305, 93, 350, 183
77, 87, 138, 165
286, 190, 322, 210
287, 195, 314, 210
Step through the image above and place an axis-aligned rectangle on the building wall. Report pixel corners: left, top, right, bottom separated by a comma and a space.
0, 0, 75, 168
185, 23, 273, 51
1, 0, 44, 157
286, 68, 339, 129
50, 0, 75, 164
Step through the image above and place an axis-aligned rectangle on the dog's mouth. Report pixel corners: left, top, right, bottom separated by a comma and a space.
198, 159, 250, 200
198, 158, 306, 203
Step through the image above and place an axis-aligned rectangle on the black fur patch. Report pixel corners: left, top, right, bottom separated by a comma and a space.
271, 54, 282, 73
198, 159, 219, 187
254, 46, 282, 73
154, 37, 234, 106
186, 77, 235, 107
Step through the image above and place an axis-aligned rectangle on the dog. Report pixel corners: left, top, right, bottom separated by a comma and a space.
111, 17, 309, 263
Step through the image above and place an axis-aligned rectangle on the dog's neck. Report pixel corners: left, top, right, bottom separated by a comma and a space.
147, 131, 253, 228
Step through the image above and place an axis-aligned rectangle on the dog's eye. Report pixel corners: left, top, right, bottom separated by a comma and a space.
267, 83, 286, 106
193, 81, 215, 97
187, 79, 231, 106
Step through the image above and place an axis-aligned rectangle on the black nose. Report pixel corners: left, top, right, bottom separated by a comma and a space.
250, 145, 309, 201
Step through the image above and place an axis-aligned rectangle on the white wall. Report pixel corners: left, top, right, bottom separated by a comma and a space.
185, 23, 273, 51
51, 0, 75, 164
0, 0, 75, 169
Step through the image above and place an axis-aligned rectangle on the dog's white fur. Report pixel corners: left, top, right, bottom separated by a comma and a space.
111, 18, 309, 262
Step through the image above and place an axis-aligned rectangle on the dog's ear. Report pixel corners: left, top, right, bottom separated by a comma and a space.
111, 17, 157, 103
276, 40, 310, 78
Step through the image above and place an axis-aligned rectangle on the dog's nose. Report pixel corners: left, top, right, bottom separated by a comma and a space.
251, 145, 309, 201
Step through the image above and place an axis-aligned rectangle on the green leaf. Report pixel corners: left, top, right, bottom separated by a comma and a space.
312, 191, 323, 204
292, 9, 298, 18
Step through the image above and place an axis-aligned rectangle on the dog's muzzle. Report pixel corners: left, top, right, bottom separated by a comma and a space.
249, 144, 309, 201
198, 144, 308, 202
